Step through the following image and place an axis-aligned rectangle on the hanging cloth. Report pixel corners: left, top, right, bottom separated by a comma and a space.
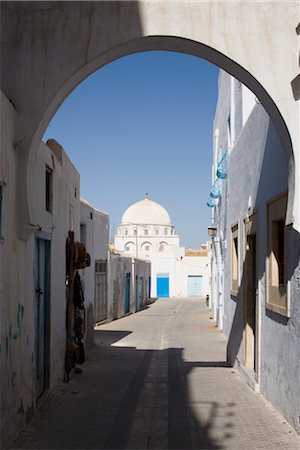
73, 271, 85, 310
216, 150, 228, 179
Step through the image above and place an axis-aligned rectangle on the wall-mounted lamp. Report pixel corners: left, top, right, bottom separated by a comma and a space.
207, 226, 217, 237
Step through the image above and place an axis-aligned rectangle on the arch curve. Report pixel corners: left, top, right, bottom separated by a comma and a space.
1, 1, 296, 237
27, 37, 296, 236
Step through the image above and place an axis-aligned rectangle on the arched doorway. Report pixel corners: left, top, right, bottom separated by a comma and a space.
1, 1, 298, 239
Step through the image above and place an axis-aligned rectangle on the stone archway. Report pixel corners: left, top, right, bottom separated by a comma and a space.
1, 1, 299, 237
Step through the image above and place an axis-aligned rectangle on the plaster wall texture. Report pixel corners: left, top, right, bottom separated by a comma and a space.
133, 258, 151, 310
0, 1, 298, 239
107, 253, 150, 321
212, 72, 300, 433
0, 91, 81, 447
79, 199, 109, 348
175, 255, 211, 297
32, 141, 80, 388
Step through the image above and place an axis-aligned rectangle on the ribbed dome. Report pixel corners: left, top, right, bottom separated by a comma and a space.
121, 197, 171, 225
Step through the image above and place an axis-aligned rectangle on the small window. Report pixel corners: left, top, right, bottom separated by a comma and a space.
124, 228, 128, 236
95, 259, 107, 273
45, 166, 53, 212
125, 246, 130, 251
164, 228, 168, 235
155, 229, 159, 235
133, 228, 137, 235
231, 224, 239, 295
145, 245, 150, 251
267, 193, 288, 316
90, 212, 93, 220
144, 229, 149, 236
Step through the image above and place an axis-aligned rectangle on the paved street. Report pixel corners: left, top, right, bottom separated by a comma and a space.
11, 298, 299, 449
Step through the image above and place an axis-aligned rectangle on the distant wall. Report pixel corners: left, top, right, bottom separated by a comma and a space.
176, 255, 211, 297
80, 200, 109, 348
107, 254, 150, 321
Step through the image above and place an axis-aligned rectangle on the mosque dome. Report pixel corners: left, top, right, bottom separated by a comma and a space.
121, 195, 171, 226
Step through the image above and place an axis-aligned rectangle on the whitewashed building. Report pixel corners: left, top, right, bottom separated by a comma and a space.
80, 199, 109, 343
106, 253, 151, 321
209, 70, 300, 433
0, 101, 81, 447
114, 195, 211, 298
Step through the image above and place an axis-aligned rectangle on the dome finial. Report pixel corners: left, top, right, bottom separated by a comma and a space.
145, 192, 149, 198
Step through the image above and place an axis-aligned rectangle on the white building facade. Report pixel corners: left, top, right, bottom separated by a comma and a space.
0, 99, 81, 447
209, 70, 300, 434
114, 196, 210, 298
80, 199, 109, 343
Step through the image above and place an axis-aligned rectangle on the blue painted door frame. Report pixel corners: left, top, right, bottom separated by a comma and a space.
35, 238, 51, 400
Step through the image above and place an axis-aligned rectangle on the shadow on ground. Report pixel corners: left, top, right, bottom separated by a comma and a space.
11, 328, 234, 450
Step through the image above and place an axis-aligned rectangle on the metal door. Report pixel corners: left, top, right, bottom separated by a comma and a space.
35, 238, 51, 400
94, 260, 107, 323
125, 272, 131, 314
156, 273, 169, 297
188, 276, 203, 296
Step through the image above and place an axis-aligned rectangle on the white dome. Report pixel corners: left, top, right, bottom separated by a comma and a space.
121, 196, 171, 225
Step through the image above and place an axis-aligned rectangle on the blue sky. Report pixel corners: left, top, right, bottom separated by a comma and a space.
44, 51, 219, 248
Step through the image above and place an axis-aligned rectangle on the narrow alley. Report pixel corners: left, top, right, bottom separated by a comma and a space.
11, 298, 299, 450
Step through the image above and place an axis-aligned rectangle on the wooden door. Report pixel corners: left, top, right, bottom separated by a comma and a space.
244, 214, 258, 377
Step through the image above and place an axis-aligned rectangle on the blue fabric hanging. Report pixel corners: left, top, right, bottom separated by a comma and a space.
207, 196, 218, 208
210, 179, 221, 198
216, 150, 228, 179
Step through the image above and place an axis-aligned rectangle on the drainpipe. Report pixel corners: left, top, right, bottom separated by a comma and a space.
230, 76, 236, 150
215, 237, 224, 330
211, 128, 220, 321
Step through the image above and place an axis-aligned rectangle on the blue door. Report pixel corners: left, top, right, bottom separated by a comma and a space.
157, 273, 169, 297
35, 238, 51, 399
125, 272, 131, 314
188, 276, 203, 296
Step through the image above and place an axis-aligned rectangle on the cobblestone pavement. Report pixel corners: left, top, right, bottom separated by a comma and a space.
11, 298, 300, 449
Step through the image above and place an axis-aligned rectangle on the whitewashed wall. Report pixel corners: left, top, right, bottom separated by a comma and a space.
175, 255, 211, 297
0, 91, 80, 448
107, 254, 150, 321
211, 71, 300, 433
80, 199, 109, 348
